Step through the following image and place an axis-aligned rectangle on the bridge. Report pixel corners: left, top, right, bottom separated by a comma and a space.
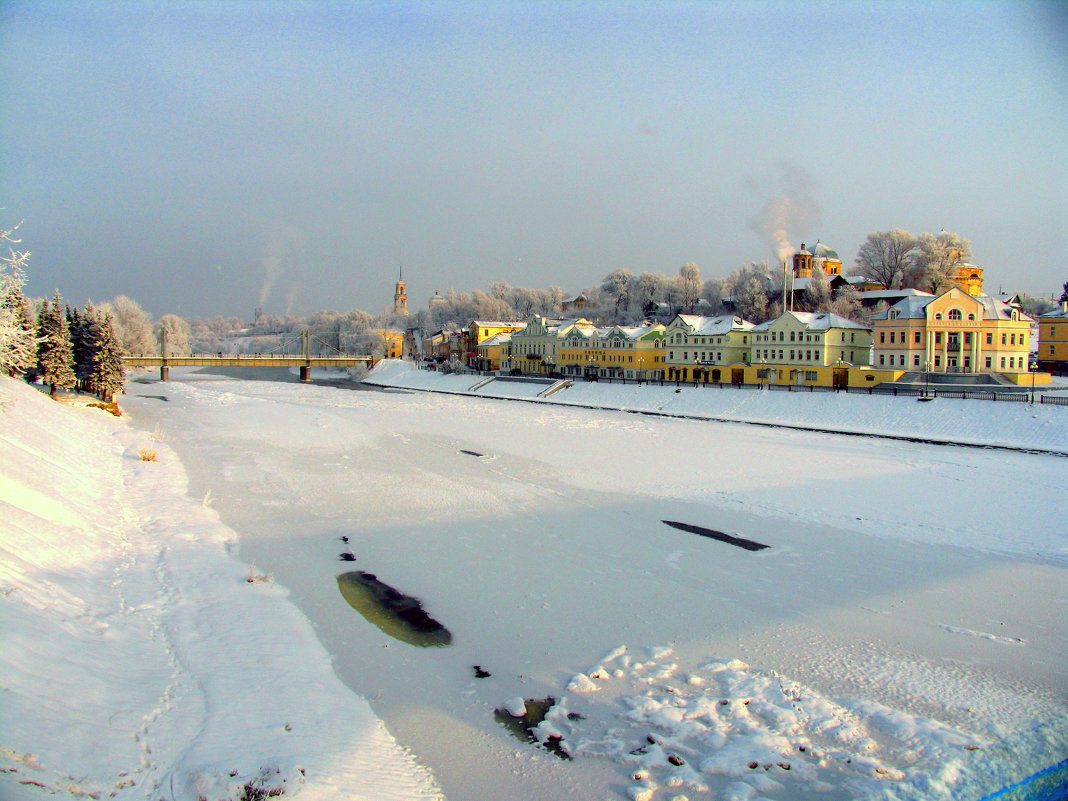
123, 330, 376, 381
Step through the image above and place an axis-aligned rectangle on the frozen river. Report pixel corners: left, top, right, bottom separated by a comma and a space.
120, 368, 1068, 801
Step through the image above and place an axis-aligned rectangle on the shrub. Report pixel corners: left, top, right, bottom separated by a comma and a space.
137, 447, 158, 462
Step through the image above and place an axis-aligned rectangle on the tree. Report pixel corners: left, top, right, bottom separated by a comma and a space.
907, 231, 972, 293
91, 312, 126, 401
678, 263, 701, 314
0, 220, 37, 376
853, 229, 917, 288
36, 292, 77, 397
72, 302, 102, 390
156, 314, 192, 355
803, 265, 832, 312
101, 295, 156, 355
830, 284, 863, 321
734, 276, 769, 322
601, 269, 633, 316
1059, 281, 1068, 303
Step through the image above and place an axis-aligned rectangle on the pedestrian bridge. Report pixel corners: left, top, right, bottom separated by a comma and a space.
124, 329, 376, 381
123, 354, 375, 381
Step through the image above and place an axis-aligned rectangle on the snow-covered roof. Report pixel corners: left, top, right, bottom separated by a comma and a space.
1040, 304, 1068, 319
670, 314, 754, 335
752, 311, 869, 332
478, 332, 514, 347
873, 291, 1034, 323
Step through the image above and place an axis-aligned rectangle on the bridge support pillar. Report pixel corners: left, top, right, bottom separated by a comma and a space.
160, 365, 169, 381
300, 365, 311, 382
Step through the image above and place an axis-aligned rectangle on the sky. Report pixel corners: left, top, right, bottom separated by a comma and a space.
1, 0, 1066, 320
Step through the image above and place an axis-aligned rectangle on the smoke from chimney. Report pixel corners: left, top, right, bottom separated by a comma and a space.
747, 162, 822, 264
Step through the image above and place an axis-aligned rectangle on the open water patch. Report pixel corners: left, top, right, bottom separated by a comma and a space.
493, 697, 571, 760
662, 520, 770, 551
336, 571, 452, 647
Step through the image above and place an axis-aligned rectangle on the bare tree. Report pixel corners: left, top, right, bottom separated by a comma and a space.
101, 295, 156, 355
853, 229, 917, 288
907, 231, 972, 293
678, 263, 701, 314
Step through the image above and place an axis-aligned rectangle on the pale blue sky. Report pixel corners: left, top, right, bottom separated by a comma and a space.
2, 0, 1066, 318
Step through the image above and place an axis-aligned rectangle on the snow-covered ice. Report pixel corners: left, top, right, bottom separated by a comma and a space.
3, 360, 1067, 801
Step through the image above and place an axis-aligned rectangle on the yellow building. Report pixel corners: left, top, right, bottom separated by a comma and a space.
792, 241, 843, 278
872, 287, 1033, 374
474, 332, 514, 372
463, 320, 527, 366
750, 311, 872, 374
1038, 302, 1068, 375
558, 323, 666, 380
664, 314, 754, 382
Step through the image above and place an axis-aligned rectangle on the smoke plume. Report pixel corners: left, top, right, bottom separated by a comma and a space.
747, 162, 822, 264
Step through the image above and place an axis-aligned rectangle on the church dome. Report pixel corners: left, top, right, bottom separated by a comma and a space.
811, 241, 839, 260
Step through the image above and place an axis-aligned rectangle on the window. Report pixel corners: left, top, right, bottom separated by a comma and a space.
1001, 357, 1006, 368
880, 332, 886, 343
935, 332, 942, 344
949, 309, 962, 320
968, 313, 975, 321
964, 333, 971, 345
985, 357, 992, 368
935, 355, 941, 367
1050, 345, 1054, 355
805, 371, 818, 381
1010, 334, 1016, 345
914, 331, 921, 344
913, 354, 920, 366
986, 333, 993, 345
879, 354, 885, 365
1002, 333, 1007, 345
890, 332, 895, 344
935, 313, 943, 320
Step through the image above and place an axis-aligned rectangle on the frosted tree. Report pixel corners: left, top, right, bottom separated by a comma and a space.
156, 314, 192, 355
0, 220, 37, 376
734, 276, 769, 322
830, 284, 863, 321
91, 312, 126, 401
36, 292, 77, 397
907, 231, 972, 293
803, 265, 832, 312
101, 295, 156, 355
678, 263, 702, 314
852, 229, 917, 288
601, 269, 633, 316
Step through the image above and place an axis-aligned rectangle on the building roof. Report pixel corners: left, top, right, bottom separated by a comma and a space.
811, 241, 840, 260
873, 290, 1035, 323
671, 313, 754, 335
1040, 304, 1068, 320
751, 311, 869, 332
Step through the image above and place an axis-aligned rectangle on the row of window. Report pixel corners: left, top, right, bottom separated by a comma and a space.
878, 330, 1027, 346
877, 353, 1027, 369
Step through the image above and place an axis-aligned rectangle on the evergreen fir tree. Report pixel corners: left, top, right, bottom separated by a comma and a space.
36, 291, 77, 397
0, 259, 37, 376
92, 312, 126, 401
73, 302, 102, 391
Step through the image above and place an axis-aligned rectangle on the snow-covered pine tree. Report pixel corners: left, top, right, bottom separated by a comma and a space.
0, 257, 37, 376
92, 312, 126, 401
73, 302, 102, 392
36, 291, 77, 397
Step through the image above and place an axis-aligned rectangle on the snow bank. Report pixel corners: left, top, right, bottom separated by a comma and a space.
0, 377, 442, 801
365, 360, 1068, 454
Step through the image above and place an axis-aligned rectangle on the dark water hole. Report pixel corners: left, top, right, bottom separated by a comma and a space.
336, 571, 452, 647
662, 520, 770, 551
493, 697, 571, 760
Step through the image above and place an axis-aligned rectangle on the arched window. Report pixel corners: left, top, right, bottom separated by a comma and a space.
948, 309, 962, 320
935, 313, 943, 320
968, 313, 975, 320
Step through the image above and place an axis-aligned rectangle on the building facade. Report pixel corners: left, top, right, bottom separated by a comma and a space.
664, 314, 754, 382
1037, 303, 1068, 375
558, 323, 666, 380
871, 287, 1033, 373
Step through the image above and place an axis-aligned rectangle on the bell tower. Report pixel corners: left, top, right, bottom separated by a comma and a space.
393, 267, 408, 316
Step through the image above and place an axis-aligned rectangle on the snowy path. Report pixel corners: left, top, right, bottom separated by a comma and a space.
104, 366, 1068, 801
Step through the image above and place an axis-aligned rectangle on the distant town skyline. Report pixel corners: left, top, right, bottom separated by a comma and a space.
2, 1, 1066, 319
